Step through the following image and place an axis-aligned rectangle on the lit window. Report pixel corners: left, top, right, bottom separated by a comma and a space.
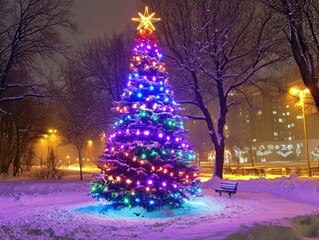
287, 112, 290, 115
288, 137, 292, 141
272, 111, 277, 114
286, 105, 289, 108
257, 110, 262, 115
274, 132, 278, 136
252, 139, 256, 142
291, 123, 295, 127
288, 124, 291, 128
278, 118, 283, 122
246, 120, 250, 123
283, 113, 286, 116
296, 115, 303, 119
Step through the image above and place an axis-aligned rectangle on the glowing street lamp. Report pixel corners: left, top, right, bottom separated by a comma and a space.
289, 87, 311, 177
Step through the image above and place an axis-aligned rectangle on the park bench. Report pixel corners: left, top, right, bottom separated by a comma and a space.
214, 181, 238, 198
268, 168, 282, 175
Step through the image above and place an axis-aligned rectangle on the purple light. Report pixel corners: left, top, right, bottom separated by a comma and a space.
158, 133, 163, 138
162, 182, 167, 187
137, 181, 140, 185
175, 137, 180, 142
167, 136, 170, 141
152, 76, 156, 81
147, 45, 151, 49
182, 143, 186, 147
144, 130, 150, 136
147, 180, 153, 185
173, 184, 177, 188
126, 129, 129, 133
120, 145, 124, 149
139, 84, 144, 89
136, 130, 141, 135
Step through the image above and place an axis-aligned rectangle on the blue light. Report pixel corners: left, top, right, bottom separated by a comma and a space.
164, 97, 169, 102
197, 188, 202, 193
137, 92, 143, 98
135, 198, 140, 202
158, 53, 163, 58
139, 84, 144, 89
160, 87, 164, 91
134, 73, 139, 78
149, 200, 155, 205
156, 95, 160, 99
149, 85, 154, 91
128, 75, 132, 80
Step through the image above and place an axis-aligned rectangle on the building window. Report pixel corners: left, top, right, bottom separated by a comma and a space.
278, 118, 283, 122
286, 112, 290, 115
274, 132, 278, 136
291, 123, 295, 127
283, 113, 286, 116
288, 137, 292, 141
273, 111, 277, 114
257, 110, 262, 115
296, 115, 303, 119
286, 105, 289, 108
288, 124, 291, 128
246, 120, 250, 123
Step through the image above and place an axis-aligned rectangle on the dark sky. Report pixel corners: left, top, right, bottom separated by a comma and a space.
67, 0, 139, 43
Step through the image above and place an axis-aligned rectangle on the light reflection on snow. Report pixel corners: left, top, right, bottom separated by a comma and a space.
74, 197, 223, 219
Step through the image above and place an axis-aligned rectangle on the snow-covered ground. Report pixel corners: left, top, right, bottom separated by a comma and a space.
0, 172, 318, 240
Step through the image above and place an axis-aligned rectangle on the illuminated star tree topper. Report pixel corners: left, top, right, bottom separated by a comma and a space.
132, 6, 161, 31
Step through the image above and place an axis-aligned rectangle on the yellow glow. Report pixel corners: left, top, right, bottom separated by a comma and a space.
289, 87, 299, 95
88, 140, 93, 146
132, 6, 161, 31
304, 88, 310, 93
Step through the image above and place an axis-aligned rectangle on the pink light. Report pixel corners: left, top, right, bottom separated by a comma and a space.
147, 45, 151, 49
182, 143, 186, 147
120, 145, 124, 149
167, 136, 170, 141
148, 180, 153, 185
162, 182, 167, 187
175, 137, 180, 142
152, 77, 156, 81
144, 130, 150, 136
137, 181, 140, 185
136, 130, 140, 135
126, 129, 130, 133
173, 184, 177, 188
158, 133, 163, 138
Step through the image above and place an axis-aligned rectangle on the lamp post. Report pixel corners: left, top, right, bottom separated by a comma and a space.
289, 88, 311, 177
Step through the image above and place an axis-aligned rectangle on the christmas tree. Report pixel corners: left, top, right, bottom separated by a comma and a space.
90, 7, 200, 211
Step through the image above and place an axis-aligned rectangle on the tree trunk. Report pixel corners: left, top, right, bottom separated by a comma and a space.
77, 147, 83, 180
214, 143, 225, 178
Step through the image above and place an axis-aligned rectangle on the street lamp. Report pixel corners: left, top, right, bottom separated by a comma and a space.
289, 87, 311, 177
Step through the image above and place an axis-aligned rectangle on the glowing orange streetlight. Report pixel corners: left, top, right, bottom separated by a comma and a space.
289, 87, 311, 177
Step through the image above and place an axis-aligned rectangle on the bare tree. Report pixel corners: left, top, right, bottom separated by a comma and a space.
57, 60, 107, 180
0, 0, 75, 108
143, 0, 286, 178
79, 33, 131, 102
264, 0, 319, 110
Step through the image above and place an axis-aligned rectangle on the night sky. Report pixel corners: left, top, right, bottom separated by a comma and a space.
68, 0, 139, 43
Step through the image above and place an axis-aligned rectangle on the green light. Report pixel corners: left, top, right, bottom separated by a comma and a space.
178, 151, 183, 156
141, 153, 146, 159
162, 150, 166, 155
150, 150, 157, 156
124, 198, 129, 204
139, 110, 147, 117
119, 119, 123, 124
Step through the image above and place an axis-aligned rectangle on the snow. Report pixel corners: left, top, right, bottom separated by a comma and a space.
0, 173, 318, 239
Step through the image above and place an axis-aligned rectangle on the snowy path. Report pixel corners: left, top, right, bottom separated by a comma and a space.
0, 179, 318, 240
